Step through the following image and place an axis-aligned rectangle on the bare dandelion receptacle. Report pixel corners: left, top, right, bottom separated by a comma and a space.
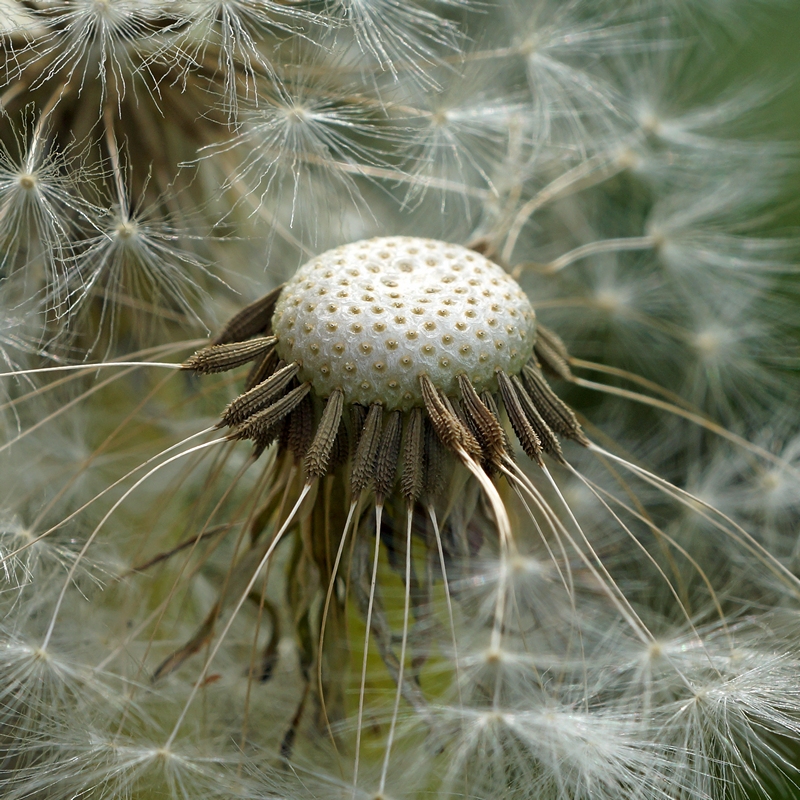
183, 235, 587, 492
176, 235, 593, 767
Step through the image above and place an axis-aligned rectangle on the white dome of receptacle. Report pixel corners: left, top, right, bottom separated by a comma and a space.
272, 237, 536, 410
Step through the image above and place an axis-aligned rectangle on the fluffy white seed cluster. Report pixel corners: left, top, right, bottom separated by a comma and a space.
273, 237, 536, 409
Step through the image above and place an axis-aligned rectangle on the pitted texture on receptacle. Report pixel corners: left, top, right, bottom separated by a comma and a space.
272, 236, 536, 410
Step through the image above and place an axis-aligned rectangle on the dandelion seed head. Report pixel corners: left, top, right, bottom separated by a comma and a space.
593, 286, 631, 315
113, 218, 138, 240
0, 515, 51, 585
16, 172, 36, 191
751, 454, 800, 519
637, 109, 662, 137
282, 104, 312, 125
442, 702, 666, 800
691, 324, 735, 359
272, 236, 536, 409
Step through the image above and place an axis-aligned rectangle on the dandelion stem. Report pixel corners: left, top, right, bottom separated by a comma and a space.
515, 235, 657, 277
573, 376, 800, 479
164, 482, 312, 749
502, 150, 629, 263
353, 500, 383, 795
379, 509, 413, 794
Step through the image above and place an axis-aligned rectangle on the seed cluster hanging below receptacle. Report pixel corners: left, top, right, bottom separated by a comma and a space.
182, 237, 589, 504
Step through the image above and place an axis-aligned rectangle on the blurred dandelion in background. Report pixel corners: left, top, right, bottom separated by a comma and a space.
0, 1, 799, 799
